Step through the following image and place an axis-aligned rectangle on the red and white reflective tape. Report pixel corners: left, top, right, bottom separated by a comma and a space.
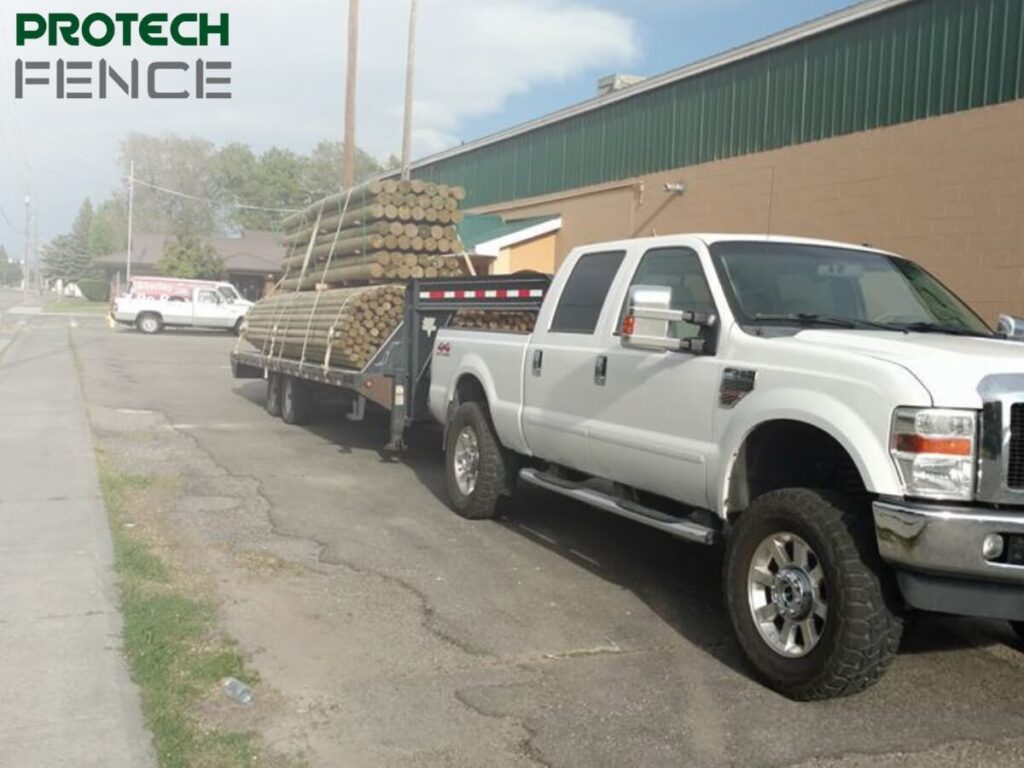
418, 288, 544, 301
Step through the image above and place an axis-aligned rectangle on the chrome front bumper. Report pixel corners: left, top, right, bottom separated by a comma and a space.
874, 499, 1024, 584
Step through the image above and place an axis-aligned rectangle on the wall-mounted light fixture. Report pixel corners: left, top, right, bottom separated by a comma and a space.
664, 181, 686, 195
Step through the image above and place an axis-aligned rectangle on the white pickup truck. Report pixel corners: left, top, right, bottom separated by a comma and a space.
429, 233, 1024, 700
112, 278, 252, 334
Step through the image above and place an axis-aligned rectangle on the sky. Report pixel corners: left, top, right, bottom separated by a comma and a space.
0, 0, 856, 253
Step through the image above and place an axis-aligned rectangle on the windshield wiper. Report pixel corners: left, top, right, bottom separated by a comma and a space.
752, 313, 891, 330
883, 321, 994, 338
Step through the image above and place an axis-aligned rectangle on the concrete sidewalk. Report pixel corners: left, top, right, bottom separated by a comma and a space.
0, 324, 155, 767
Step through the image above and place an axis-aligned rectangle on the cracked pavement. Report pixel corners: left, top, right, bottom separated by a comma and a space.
69, 317, 1024, 767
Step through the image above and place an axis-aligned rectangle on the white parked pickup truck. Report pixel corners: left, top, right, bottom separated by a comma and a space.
429, 233, 1024, 700
111, 277, 252, 334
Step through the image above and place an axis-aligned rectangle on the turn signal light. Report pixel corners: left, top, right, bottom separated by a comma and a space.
621, 315, 635, 336
893, 434, 973, 456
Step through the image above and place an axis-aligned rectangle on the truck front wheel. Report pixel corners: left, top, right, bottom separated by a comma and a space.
725, 488, 903, 700
445, 402, 512, 520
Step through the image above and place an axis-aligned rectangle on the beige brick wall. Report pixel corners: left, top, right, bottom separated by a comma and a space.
472, 99, 1024, 322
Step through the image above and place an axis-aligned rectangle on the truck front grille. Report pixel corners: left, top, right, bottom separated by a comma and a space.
1010, 404, 1024, 489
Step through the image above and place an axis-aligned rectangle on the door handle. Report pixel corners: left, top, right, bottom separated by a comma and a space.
594, 355, 607, 386
532, 349, 543, 376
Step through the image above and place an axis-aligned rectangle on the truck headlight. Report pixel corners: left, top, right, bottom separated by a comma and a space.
890, 408, 977, 501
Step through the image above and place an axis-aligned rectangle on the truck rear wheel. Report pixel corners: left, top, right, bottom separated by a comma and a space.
725, 488, 903, 700
136, 313, 163, 335
281, 376, 312, 425
266, 373, 283, 417
445, 402, 512, 520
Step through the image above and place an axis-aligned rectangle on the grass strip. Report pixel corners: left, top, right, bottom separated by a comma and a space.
99, 462, 261, 768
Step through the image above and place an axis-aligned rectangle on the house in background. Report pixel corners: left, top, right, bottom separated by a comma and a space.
456, 214, 562, 276
94, 230, 283, 300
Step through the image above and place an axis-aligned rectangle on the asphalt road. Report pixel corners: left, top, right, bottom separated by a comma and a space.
70, 319, 1024, 767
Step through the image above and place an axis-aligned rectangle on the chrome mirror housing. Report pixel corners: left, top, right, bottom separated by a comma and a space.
621, 285, 716, 354
997, 314, 1024, 340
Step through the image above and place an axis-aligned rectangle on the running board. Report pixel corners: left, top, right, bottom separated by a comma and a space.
518, 468, 717, 545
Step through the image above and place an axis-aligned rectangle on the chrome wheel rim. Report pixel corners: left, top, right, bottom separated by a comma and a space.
453, 427, 480, 496
142, 317, 157, 332
747, 531, 828, 658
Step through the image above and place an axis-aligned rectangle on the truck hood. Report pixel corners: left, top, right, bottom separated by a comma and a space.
793, 330, 1024, 407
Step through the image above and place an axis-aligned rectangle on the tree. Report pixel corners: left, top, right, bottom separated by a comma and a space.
88, 199, 125, 257
121, 133, 219, 239
0, 245, 21, 287
156, 237, 224, 279
42, 200, 95, 282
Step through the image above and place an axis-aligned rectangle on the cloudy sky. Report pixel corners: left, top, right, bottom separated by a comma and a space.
0, 0, 853, 249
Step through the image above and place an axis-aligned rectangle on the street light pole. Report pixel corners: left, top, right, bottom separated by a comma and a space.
343, 0, 360, 189
125, 160, 135, 286
400, 0, 418, 181
22, 194, 29, 299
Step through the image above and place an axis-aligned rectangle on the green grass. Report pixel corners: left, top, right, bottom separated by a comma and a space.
99, 464, 261, 768
43, 298, 111, 314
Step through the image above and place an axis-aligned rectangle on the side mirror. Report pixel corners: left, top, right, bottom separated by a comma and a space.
621, 285, 716, 354
997, 314, 1024, 340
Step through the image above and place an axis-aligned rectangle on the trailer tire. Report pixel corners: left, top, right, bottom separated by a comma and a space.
725, 488, 903, 700
136, 313, 163, 335
1011, 622, 1024, 645
281, 376, 313, 425
445, 402, 512, 520
266, 373, 283, 417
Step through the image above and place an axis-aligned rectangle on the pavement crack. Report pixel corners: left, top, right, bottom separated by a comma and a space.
452, 688, 552, 768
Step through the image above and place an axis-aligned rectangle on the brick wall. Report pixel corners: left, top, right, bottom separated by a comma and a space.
473, 99, 1024, 322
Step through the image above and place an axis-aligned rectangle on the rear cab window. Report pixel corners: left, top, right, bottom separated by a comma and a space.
549, 250, 626, 334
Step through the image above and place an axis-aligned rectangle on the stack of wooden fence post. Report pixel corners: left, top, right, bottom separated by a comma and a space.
276, 178, 468, 290
240, 284, 406, 370
240, 177, 471, 372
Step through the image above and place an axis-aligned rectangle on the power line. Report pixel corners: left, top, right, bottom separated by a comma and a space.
70, 149, 302, 214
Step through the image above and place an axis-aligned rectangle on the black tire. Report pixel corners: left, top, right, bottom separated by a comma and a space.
265, 373, 283, 418
725, 488, 903, 700
444, 401, 514, 520
1010, 622, 1024, 645
281, 376, 313, 425
136, 313, 163, 335
232, 317, 245, 336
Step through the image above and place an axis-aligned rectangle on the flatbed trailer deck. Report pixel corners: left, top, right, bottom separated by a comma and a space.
231, 275, 550, 450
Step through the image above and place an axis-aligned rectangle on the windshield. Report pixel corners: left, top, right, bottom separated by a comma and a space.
710, 241, 991, 335
217, 285, 241, 302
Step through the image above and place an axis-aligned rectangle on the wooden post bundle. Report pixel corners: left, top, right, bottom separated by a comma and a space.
241, 285, 406, 370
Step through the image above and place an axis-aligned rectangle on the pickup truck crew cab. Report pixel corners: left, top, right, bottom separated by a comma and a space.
112, 277, 252, 334
429, 234, 1024, 699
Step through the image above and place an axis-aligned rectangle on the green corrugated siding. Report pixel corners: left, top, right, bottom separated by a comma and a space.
415, 0, 1024, 207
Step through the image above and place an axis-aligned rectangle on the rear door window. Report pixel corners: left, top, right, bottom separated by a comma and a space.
549, 250, 625, 334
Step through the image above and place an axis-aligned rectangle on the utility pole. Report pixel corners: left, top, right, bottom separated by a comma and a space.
33, 212, 41, 294
126, 160, 135, 285
22, 194, 29, 299
342, 0, 360, 189
400, 0, 419, 181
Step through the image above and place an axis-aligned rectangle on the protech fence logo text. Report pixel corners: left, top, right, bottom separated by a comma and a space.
14, 12, 232, 100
